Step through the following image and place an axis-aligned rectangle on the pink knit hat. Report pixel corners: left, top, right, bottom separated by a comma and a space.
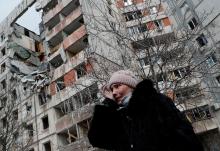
107, 70, 138, 89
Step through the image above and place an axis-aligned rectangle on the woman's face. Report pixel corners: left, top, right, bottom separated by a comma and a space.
111, 83, 133, 104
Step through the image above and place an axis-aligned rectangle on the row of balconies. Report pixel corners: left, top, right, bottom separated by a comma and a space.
47, 24, 88, 65
42, 0, 79, 25
46, 7, 83, 45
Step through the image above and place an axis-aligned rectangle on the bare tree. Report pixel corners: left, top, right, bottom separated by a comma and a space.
0, 76, 33, 151
79, 0, 220, 130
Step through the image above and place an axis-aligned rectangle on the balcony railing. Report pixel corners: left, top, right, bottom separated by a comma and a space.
58, 138, 92, 151
55, 103, 94, 132
192, 118, 218, 134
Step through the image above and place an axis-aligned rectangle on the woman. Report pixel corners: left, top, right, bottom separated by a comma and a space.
88, 70, 204, 151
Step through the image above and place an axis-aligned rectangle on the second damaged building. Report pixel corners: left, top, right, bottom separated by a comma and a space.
0, 0, 125, 151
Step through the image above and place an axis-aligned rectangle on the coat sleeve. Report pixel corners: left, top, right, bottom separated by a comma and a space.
88, 98, 119, 150
158, 94, 204, 151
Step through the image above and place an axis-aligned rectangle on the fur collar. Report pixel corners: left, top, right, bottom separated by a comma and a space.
127, 79, 159, 116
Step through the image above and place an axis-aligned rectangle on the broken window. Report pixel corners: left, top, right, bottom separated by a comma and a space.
43, 141, 51, 151
42, 116, 49, 130
35, 41, 41, 52
11, 89, 17, 101
110, 22, 116, 31
124, 0, 133, 6
188, 17, 198, 30
206, 53, 217, 68
27, 124, 34, 137
1, 79, 6, 90
0, 97, 7, 110
185, 105, 211, 122
25, 102, 32, 114
2, 117, 7, 128
138, 24, 148, 33
56, 76, 65, 91
124, 10, 142, 21
139, 57, 149, 67
1, 62, 6, 73
173, 66, 190, 78
13, 110, 18, 121
0, 33, 5, 42
128, 24, 148, 34
124, 13, 135, 21
156, 73, 166, 83
14, 132, 20, 143
1, 47, 6, 56
196, 34, 208, 47
75, 63, 87, 79
128, 26, 138, 35
89, 83, 99, 101
216, 75, 220, 84
10, 76, 16, 88
39, 87, 48, 105
154, 20, 163, 30
107, 0, 113, 16
150, 6, 158, 14
24, 29, 30, 37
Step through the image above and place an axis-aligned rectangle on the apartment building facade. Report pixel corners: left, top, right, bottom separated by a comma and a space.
165, 0, 220, 150
115, 0, 220, 150
0, 23, 44, 151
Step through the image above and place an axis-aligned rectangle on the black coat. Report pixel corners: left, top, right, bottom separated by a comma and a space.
88, 79, 204, 151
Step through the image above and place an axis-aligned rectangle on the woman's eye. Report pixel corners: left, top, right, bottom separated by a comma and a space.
115, 84, 122, 89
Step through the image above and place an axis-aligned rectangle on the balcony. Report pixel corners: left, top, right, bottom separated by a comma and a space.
48, 45, 67, 68
51, 49, 85, 81
55, 103, 94, 133
132, 32, 175, 49
193, 118, 218, 134
46, 7, 83, 46
58, 138, 92, 151
43, 0, 80, 27
63, 25, 88, 53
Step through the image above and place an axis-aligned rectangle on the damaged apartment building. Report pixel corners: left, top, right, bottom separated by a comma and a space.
1, 0, 123, 151
165, 0, 220, 149
1, 0, 220, 151
115, 0, 220, 150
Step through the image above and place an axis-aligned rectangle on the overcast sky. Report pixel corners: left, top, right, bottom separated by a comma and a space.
0, 0, 42, 34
